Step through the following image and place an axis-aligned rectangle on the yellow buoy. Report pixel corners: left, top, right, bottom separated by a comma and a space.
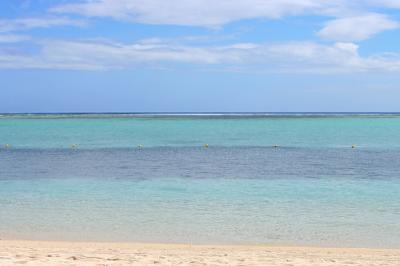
70, 144, 78, 149
351, 145, 356, 149
137, 144, 143, 149
204, 144, 209, 148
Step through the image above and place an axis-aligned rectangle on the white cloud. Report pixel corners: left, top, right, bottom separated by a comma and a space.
50, 0, 400, 27
0, 34, 30, 43
318, 13, 399, 41
2, 0, 400, 74
50, 0, 400, 42
51, 0, 338, 27
0, 17, 86, 33
1, 38, 399, 72
369, 0, 400, 8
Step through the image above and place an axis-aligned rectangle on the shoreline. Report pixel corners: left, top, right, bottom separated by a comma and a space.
1, 240, 399, 265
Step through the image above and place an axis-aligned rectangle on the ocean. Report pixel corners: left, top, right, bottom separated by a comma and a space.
1, 113, 400, 247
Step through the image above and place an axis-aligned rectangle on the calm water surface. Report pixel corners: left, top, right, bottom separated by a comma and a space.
0, 114, 399, 247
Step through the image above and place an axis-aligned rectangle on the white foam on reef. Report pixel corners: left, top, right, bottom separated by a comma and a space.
1, 112, 400, 119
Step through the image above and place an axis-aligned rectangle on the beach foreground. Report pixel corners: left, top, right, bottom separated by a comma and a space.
0, 240, 399, 266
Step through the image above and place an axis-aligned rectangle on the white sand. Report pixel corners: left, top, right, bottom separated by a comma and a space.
0, 240, 399, 265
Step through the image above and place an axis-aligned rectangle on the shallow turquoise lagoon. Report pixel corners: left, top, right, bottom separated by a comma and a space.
1, 114, 400, 247
1, 114, 400, 149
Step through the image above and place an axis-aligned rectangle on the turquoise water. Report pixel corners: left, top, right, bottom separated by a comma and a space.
1, 114, 400, 247
1, 114, 400, 149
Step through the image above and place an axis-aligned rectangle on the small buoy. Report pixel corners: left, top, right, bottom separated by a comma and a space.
4, 144, 11, 149
351, 145, 356, 149
273, 145, 280, 148
137, 144, 143, 149
70, 144, 78, 149
203, 144, 209, 148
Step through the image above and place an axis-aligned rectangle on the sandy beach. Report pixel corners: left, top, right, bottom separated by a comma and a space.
0, 240, 398, 266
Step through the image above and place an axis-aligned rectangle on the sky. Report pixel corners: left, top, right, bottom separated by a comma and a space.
1, 0, 400, 112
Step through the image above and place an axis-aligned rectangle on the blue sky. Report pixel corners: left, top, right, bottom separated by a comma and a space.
1, 0, 400, 112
